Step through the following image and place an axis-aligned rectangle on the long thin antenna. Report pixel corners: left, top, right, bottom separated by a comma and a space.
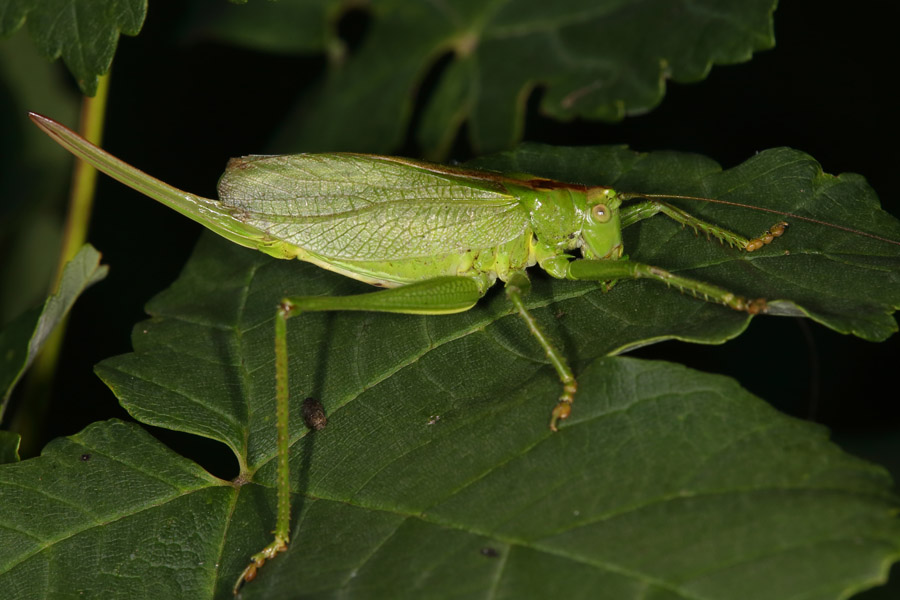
622, 192, 900, 247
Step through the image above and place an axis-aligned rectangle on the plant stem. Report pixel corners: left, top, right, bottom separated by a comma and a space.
54, 75, 110, 285
13, 74, 111, 456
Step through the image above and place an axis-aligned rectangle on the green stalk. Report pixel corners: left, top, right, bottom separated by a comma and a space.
55, 76, 110, 283
13, 74, 110, 456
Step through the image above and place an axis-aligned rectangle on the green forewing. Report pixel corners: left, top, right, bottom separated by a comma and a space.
216, 154, 528, 262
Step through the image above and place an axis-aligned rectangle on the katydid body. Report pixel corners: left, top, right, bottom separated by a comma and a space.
30, 112, 790, 592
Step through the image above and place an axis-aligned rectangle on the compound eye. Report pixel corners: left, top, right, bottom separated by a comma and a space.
591, 203, 611, 223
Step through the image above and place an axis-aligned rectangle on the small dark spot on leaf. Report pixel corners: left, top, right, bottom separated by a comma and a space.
302, 397, 327, 431
80, 454, 91, 461
480, 547, 499, 558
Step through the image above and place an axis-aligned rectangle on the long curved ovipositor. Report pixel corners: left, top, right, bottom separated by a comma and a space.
29, 113, 283, 256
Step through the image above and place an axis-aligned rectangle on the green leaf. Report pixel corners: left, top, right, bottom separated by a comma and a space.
0, 0, 147, 96
3, 358, 895, 598
231, 0, 777, 155
0, 420, 230, 596
193, 0, 336, 55
2, 147, 898, 597
0, 244, 108, 416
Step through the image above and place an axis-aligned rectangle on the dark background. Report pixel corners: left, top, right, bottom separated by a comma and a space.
5, 2, 899, 597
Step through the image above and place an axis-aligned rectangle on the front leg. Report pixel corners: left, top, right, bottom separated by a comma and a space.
620, 199, 788, 252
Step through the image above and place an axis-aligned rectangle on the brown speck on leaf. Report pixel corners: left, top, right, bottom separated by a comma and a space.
227, 157, 251, 170
302, 397, 327, 431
